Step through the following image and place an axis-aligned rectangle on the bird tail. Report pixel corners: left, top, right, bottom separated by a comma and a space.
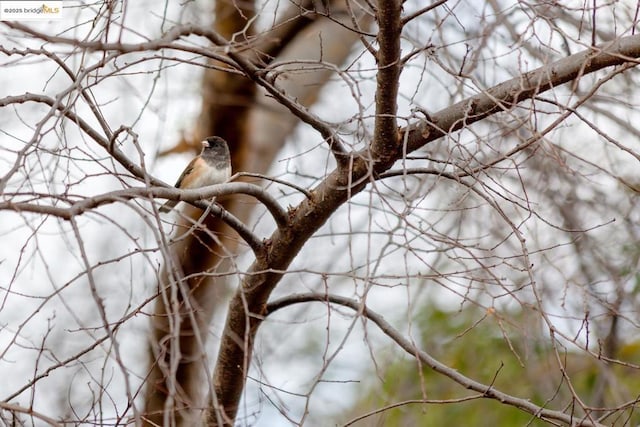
159, 200, 178, 213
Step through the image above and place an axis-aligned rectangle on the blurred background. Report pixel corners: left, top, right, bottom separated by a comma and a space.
1, 1, 640, 425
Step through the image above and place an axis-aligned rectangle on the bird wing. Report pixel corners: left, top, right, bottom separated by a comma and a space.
173, 158, 197, 188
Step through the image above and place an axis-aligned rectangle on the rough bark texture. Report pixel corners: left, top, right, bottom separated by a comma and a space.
372, 0, 402, 161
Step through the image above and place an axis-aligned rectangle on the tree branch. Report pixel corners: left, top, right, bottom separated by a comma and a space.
403, 34, 640, 153
2, 22, 233, 65
401, 0, 448, 25
0, 93, 166, 188
371, 0, 403, 163
185, 27, 351, 162
0, 184, 269, 255
210, 33, 640, 426
266, 293, 607, 427
231, 172, 313, 199
3, 21, 357, 162
0, 401, 61, 427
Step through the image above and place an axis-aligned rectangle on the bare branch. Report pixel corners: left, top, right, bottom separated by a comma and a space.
231, 172, 313, 199
343, 396, 485, 426
0, 401, 62, 427
403, 34, 640, 152
401, 0, 448, 25
0, 183, 269, 255
266, 293, 607, 427
0, 93, 165, 187
178, 24, 352, 162
2, 22, 233, 65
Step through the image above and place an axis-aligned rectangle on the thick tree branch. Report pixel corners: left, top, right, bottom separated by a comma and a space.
403, 34, 640, 153
371, 0, 403, 162
0, 184, 270, 255
210, 33, 640, 426
210, 160, 374, 425
381, 62, 631, 182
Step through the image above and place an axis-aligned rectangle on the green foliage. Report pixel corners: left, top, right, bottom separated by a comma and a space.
338, 304, 640, 426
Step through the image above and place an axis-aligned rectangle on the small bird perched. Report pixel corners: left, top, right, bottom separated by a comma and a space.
159, 136, 231, 213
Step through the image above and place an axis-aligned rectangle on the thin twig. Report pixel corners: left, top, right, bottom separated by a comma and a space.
0, 401, 61, 427
231, 172, 312, 198
0, 93, 166, 187
184, 26, 351, 162
401, 0, 449, 25
343, 396, 484, 426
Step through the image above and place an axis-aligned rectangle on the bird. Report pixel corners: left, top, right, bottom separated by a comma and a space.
159, 136, 231, 213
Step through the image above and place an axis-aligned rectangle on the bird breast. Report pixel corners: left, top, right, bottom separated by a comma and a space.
185, 165, 231, 189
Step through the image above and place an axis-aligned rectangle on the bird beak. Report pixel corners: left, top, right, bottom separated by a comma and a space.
201, 140, 210, 148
